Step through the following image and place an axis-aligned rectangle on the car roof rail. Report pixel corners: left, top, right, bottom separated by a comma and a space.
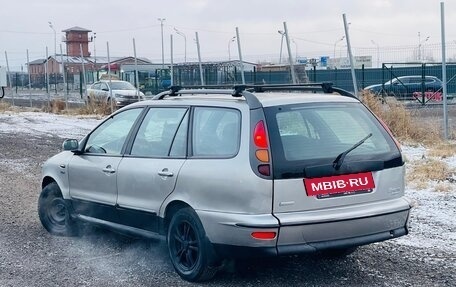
153, 85, 263, 109
242, 82, 357, 99
153, 82, 357, 108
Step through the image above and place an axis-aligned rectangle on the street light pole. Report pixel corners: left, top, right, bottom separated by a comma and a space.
333, 36, 345, 68
228, 36, 236, 61
292, 38, 298, 60
371, 40, 379, 68
158, 18, 166, 69
417, 32, 430, 61
48, 22, 56, 60
278, 30, 285, 64
174, 28, 187, 63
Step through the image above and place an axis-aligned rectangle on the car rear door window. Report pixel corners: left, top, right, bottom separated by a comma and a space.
192, 107, 241, 157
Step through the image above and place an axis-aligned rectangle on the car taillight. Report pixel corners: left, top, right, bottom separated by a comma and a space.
254, 121, 271, 176
254, 121, 268, 148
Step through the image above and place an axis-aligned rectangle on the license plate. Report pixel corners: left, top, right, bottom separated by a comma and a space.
304, 172, 375, 197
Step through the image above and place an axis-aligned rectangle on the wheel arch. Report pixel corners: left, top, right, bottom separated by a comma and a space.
162, 200, 192, 236
41, 176, 68, 199
42, 176, 57, 190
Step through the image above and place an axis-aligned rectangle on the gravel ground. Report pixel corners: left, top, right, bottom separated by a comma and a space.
0, 112, 455, 286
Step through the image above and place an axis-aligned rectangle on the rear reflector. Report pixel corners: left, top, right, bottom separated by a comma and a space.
258, 164, 270, 176
251, 231, 277, 240
253, 121, 268, 148
255, 149, 269, 162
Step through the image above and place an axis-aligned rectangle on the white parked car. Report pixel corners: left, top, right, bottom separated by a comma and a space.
87, 80, 145, 108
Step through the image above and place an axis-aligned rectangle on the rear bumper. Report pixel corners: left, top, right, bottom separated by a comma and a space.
277, 226, 407, 255
197, 197, 411, 258
213, 226, 407, 258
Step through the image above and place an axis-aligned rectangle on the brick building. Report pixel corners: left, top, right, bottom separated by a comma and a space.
27, 26, 151, 87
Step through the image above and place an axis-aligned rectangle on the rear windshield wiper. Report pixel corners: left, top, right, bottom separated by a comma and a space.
333, 133, 373, 170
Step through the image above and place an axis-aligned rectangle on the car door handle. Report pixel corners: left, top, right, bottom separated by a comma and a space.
102, 165, 116, 174
158, 168, 174, 177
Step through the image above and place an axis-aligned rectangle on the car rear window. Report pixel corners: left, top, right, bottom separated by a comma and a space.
264, 102, 402, 179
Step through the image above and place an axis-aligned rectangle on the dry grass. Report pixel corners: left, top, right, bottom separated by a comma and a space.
407, 158, 455, 189
0, 101, 11, 112
73, 100, 114, 116
37, 98, 114, 116
434, 182, 454, 192
428, 142, 456, 158
40, 99, 66, 114
361, 91, 441, 144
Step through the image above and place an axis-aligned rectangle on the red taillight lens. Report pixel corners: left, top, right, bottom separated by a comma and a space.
254, 121, 268, 148
251, 231, 277, 240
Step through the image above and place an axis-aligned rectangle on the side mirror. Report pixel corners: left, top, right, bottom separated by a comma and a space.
62, 139, 79, 151
102, 88, 109, 91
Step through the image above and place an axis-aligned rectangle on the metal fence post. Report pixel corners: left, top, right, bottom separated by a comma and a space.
421, 63, 426, 105
362, 64, 365, 89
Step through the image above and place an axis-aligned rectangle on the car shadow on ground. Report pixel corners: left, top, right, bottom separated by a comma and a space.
72, 224, 366, 285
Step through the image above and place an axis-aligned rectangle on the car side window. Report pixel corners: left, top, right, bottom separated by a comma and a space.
192, 107, 241, 157
84, 108, 142, 155
131, 108, 188, 157
92, 83, 100, 90
170, 112, 189, 157
100, 83, 109, 91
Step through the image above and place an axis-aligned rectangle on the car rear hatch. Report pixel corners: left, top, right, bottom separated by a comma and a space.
264, 101, 405, 215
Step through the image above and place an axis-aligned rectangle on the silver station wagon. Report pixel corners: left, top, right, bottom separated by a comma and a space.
38, 83, 412, 282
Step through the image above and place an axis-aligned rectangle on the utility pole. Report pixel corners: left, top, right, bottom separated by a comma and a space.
80, 44, 87, 100
170, 34, 174, 86
60, 44, 67, 109
158, 18, 166, 69
343, 13, 358, 97
93, 32, 97, 80
441, 2, 448, 139
48, 22, 57, 94
26, 49, 32, 107
278, 30, 285, 64
235, 27, 245, 84
133, 38, 140, 101
195, 32, 204, 85
283, 22, 297, 84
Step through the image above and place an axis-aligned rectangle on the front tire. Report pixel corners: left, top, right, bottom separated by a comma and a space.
38, 182, 78, 236
167, 207, 218, 282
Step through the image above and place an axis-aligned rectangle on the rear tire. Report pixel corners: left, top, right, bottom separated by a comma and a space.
167, 207, 218, 282
38, 182, 79, 236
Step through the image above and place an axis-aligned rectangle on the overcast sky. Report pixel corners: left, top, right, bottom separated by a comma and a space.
1, 0, 455, 70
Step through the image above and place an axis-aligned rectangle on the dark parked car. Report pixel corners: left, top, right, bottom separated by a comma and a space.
364, 76, 443, 101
